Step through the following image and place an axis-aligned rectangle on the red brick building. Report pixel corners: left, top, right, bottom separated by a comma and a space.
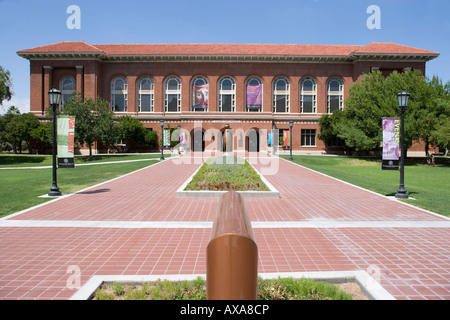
17, 42, 438, 154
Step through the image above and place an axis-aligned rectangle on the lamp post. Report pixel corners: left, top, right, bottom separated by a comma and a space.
178, 124, 181, 155
48, 88, 62, 197
289, 121, 293, 161
272, 123, 276, 156
395, 89, 410, 199
160, 119, 165, 160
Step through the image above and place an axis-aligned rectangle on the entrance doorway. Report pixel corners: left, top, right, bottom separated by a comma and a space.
246, 128, 259, 152
191, 128, 205, 152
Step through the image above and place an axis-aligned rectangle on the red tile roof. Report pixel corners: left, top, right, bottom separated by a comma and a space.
17, 41, 439, 60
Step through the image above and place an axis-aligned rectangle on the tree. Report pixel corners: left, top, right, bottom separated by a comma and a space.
30, 122, 52, 154
117, 116, 151, 151
5, 113, 40, 153
0, 66, 13, 106
0, 106, 20, 150
62, 92, 116, 156
319, 70, 448, 154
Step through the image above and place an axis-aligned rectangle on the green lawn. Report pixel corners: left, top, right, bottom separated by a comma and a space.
0, 154, 162, 218
0, 153, 164, 167
280, 155, 449, 217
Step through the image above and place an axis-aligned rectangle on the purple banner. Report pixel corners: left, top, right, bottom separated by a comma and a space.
246, 84, 262, 108
382, 118, 400, 160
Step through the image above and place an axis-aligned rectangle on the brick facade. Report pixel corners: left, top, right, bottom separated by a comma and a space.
18, 42, 438, 154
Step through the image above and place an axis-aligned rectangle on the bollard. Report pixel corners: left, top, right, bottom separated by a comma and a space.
207, 191, 258, 300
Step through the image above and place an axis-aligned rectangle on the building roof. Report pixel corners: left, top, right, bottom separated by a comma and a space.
17, 41, 439, 62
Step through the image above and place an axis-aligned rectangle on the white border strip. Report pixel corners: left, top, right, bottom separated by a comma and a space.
1, 220, 449, 229
70, 270, 395, 300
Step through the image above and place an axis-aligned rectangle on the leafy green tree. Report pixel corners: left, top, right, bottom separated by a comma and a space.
118, 116, 146, 146
5, 113, 40, 153
0, 66, 13, 106
430, 120, 450, 151
30, 122, 52, 154
62, 92, 116, 156
319, 70, 449, 155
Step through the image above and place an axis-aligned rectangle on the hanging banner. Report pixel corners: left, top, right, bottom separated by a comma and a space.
192, 84, 209, 109
268, 132, 272, 146
163, 129, 171, 148
382, 117, 400, 170
283, 130, 290, 149
57, 116, 75, 168
246, 84, 262, 109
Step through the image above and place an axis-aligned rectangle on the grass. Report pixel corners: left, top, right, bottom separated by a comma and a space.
0, 153, 164, 167
93, 277, 356, 300
185, 156, 269, 191
280, 155, 450, 217
0, 154, 162, 218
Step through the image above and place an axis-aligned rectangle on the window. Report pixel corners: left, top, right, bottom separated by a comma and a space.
219, 77, 236, 112
300, 77, 317, 113
191, 76, 208, 111
59, 76, 76, 110
273, 77, 290, 113
137, 77, 154, 112
111, 76, 127, 112
301, 129, 316, 146
246, 77, 262, 112
327, 78, 343, 113
165, 76, 181, 112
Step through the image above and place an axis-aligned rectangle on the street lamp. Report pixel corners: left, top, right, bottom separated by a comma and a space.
272, 123, 276, 156
178, 124, 181, 155
160, 119, 165, 160
48, 88, 62, 197
289, 121, 293, 161
395, 89, 410, 199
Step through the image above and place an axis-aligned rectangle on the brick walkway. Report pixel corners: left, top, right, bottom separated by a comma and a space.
0, 153, 449, 300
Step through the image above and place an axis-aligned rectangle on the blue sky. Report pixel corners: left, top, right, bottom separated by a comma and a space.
0, 0, 449, 114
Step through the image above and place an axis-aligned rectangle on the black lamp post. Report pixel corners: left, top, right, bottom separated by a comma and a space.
48, 88, 62, 197
160, 119, 165, 160
178, 124, 181, 155
289, 121, 293, 161
395, 89, 410, 199
272, 123, 276, 156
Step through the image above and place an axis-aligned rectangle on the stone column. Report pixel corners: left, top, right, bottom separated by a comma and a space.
75, 66, 84, 98
43, 66, 53, 111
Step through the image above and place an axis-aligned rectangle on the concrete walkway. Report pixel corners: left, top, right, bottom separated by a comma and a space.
0, 153, 449, 300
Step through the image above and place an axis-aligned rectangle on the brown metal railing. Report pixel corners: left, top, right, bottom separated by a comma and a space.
206, 191, 258, 300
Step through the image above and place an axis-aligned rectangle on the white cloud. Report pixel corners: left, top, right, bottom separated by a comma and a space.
0, 96, 30, 115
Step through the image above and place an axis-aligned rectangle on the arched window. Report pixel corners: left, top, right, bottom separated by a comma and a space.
273, 77, 290, 113
300, 77, 317, 113
246, 77, 263, 112
191, 76, 208, 111
327, 78, 344, 113
111, 76, 127, 112
59, 76, 76, 110
137, 77, 154, 112
218, 77, 236, 112
165, 76, 181, 112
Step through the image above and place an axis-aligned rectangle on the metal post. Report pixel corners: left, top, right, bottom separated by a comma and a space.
289, 121, 293, 161
395, 110, 408, 199
48, 102, 61, 196
178, 124, 181, 155
160, 120, 165, 160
